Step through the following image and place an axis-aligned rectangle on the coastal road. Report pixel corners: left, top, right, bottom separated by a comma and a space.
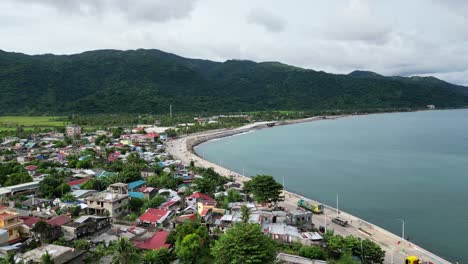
166, 122, 452, 264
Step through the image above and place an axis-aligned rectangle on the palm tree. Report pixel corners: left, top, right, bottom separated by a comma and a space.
40, 251, 54, 264
241, 205, 251, 223
111, 237, 139, 264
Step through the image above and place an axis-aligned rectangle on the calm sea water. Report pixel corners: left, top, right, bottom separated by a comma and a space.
196, 109, 468, 263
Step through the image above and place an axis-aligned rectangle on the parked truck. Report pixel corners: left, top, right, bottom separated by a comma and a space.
297, 199, 324, 214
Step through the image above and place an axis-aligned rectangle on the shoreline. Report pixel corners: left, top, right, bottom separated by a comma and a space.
166, 114, 452, 264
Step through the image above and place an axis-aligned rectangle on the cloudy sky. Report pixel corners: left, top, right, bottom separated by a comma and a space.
1, 0, 468, 84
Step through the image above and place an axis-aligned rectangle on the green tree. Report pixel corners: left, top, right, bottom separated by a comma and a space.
61, 192, 77, 202
4, 172, 33, 186
73, 239, 91, 250
165, 129, 177, 138
111, 237, 139, 264
40, 251, 54, 264
193, 176, 217, 195
211, 223, 276, 264
31, 221, 55, 245
0, 251, 19, 264
240, 205, 250, 224
298, 245, 326, 260
244, 175, 284, 205
359, 239, 385, 264
336, 251, 359, 264
128, 197, 144, 212
175, 233, 202, 264
143, 195, 166, 211
141, 248, 172, 264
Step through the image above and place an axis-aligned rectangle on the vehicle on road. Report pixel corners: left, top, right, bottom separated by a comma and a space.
331, 217, 348, 227
297, 199, 324, 214
405, 256, 434, 264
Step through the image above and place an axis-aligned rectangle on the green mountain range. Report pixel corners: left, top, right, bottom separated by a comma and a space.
0, 49, 467, 114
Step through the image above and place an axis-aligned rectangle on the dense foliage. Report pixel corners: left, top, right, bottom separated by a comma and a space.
211, 223, 277, 264
1, 49, 467, 115
244, 174, 284, 205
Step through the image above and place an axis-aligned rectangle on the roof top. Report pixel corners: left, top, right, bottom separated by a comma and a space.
129, 192, 144, 199
25, 165, 38, 171
47, 215, 72, 226
186, 192, 214, 201
75, 215, 108, 223
159, 200, 178, 210
139, 208, 170, 224
134, 230, 170, 250
128, 180, 145, 190
67, 178, 89, 187
175, 214, 197, 223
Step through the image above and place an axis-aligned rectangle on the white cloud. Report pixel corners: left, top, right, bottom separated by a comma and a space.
1, 0, 468, 85
247, 8, 286, 33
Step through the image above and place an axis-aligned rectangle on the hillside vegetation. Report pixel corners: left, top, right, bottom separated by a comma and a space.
0, 49, 467, 114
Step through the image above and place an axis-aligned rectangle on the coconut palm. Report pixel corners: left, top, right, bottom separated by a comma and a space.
111, 237, 139, 264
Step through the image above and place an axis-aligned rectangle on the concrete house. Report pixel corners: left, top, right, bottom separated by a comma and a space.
0, 206, 24, 244
287, 210, 313, 228
62, 215, 111, 240
66, 125, 81, 137
85, 183, 130, 217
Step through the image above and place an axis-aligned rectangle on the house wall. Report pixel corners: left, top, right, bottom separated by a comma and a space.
105, 198, 129, 217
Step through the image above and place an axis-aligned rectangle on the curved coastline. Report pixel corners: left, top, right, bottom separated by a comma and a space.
165, 115, 452, 264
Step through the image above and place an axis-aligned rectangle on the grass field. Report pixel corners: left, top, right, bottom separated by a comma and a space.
0, 116, 68, 131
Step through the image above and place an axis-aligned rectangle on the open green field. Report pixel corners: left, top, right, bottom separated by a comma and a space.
0, 116, 68, 131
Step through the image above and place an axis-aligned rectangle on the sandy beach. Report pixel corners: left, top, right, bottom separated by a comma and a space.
165, 116, 451, 264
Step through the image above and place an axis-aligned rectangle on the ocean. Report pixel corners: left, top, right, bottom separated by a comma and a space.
195, 109, 468, 263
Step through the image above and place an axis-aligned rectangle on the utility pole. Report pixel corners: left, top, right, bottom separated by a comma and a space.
170, 104, 173, 118
396, 219, 405, 241
336, 194, 339, 216
324, 213, 327, 233
282, 176, 285, 189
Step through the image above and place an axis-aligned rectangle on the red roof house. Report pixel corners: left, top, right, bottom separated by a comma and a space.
25, 165, 38, 171
185, 192, 216, 205
159, 200, 180, 211
66, 178, 89, 187
174, 214, 197, 224
138, 209, 170, 227
19, 216, 41, 228
47, 215, 72, 226
134, 230, 170, 250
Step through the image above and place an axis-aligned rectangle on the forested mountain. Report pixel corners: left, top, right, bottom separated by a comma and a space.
0, 49, 467, 114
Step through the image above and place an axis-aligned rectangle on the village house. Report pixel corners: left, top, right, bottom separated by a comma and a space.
0, 206, 24, 244
61, 215, 111, 240
18, 244, 86, 264
85, 183, 130, 217
286, 210, 313, 228
185, 192, 215, 206
134, 230, 171, 251
138, 208, 171, 227
66, 124, 81, 137
139, 187, 158, 200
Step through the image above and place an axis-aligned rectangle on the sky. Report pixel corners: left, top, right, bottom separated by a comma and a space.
1, 0, 468, 85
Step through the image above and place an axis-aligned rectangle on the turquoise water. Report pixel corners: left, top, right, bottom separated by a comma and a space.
196, 110, 468, 263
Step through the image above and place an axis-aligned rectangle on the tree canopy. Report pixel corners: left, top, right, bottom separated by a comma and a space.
244, 175, 284, 205
211, 223, 276, 264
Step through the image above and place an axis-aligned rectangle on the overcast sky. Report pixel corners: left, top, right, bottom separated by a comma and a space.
1, 0, 468, 85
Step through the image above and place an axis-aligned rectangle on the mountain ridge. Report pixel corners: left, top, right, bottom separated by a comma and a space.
0, 48, 467, 114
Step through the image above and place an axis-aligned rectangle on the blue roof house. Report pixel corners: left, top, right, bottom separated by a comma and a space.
128, 180, 145, 191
